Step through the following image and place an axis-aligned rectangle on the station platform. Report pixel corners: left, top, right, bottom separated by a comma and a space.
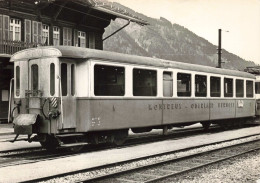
0, 125, 260, 183
0, 123, 13, 135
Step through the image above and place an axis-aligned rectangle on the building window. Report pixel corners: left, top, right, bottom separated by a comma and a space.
71, 64, 75, 96
63, 27, 72, 46
224, 78, 233, 97
210, 76, 221, 97
177, 73, 191, 97
236, 79, 244, 97
94, 65, 125, 96
53, 26, 60, 46
246, 80, 253, 98
9, 18, 21, 41
133, 69, 157, 96
78, 31, 86, 48
42, 24, 49, 45
50, 63, 55, 96
195, 75, 207, 97
61, 63, 67, 96
163, 72, 173, 97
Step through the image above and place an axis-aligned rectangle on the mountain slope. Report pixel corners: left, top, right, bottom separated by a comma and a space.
103, 3, 255, 70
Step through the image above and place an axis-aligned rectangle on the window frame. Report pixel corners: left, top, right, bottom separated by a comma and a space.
61, 63, 68, 96
195, 74, 207, 97
246, 80, 254, 98
224, 77, 233, 98
177, 72, 191, 97
133, 68, 157, 97
94, 64, 126, 97
236, 79, 244, 98
50, 63, 55, 96
210, 76, 221, 97
9, 18, 21, 41
163, 71, 173, 97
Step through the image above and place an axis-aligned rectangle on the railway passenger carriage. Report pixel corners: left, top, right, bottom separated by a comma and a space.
9, 46, 257, 149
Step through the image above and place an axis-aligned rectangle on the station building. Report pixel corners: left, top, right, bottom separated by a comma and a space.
0, 0, 147, 122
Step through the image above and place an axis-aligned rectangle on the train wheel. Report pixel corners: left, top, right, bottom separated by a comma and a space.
201, 122, 210, 131
40, 135, 59, 151
113, 130, 128, 146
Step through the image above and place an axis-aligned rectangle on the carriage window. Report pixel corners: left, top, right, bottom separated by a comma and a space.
255, 82, 260, 94
133, 69, 157, 96
163, 72, 173, 97
94, 65, 125, 96
61, 63, 67, 96
16, 66, 20, 96
210, 76, 221, 97
246, 80, 253, 98
177, 73, 191, 97
50, 63, 55, 96
31, 64, 38, 90
71, 64, 75, 96
224, 78, 233, 97
195, 75, 207, 97
236, 79, 244, 97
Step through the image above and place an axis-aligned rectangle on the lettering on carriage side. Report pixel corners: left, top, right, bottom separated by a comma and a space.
148, 104, 181, 111
191, 103, 213, 109
217, 102, 235, 108
91, 117, 101, 127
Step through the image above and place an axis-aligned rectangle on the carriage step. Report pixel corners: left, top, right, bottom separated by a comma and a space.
56, 133, 85, 138
60, 142, 88, 147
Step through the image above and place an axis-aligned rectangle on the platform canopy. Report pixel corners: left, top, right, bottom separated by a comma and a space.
1, 0, 148, 26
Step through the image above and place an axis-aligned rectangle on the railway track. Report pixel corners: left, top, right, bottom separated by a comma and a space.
0, 125, 213, 168
25, 133, 260, 183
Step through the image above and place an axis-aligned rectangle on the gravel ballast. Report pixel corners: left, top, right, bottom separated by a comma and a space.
161, 150, 260, 183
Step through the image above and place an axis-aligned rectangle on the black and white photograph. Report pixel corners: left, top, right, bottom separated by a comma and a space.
0, 0, 260, 182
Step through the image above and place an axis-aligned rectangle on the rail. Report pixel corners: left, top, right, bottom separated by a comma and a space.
0, 39, 39, 55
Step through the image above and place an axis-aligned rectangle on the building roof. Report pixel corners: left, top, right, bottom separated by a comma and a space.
77, 0, 148, 25
10, 46, 255, 79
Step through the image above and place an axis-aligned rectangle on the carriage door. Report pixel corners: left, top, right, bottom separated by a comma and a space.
60, 63, 76, 129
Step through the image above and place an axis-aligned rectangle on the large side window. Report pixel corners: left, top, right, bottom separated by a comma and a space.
246, 80, 253, 98
236, 79, 244, 97
177, 73, 191, 97
163, 72, 173, 97
94, 65, 125, 96
210, 76, 221, 97
195, 75, 207, 97
31, 64, 38, 90
50, 63, 55, 96
224, 78, 233, 97
61, 63, 67, 96
133, 69, 157, 96
16, 66, 20, 96
71, 64, 75, 96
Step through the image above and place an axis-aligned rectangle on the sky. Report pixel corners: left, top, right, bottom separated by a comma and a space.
112, 0, 260, 65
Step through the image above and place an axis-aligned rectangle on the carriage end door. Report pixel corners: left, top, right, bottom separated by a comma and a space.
60, 63, 76, 129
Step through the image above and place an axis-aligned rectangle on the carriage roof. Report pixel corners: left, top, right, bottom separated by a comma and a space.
10, 46, 255, 79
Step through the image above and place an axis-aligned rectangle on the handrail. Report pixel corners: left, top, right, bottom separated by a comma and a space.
8, 78, 14, 123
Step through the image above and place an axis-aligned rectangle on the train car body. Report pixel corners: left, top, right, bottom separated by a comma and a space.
9, 46, 256, 148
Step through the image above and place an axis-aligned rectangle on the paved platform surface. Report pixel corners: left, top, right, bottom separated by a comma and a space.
0, 125, 260, 183
0, 123, 13, 134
